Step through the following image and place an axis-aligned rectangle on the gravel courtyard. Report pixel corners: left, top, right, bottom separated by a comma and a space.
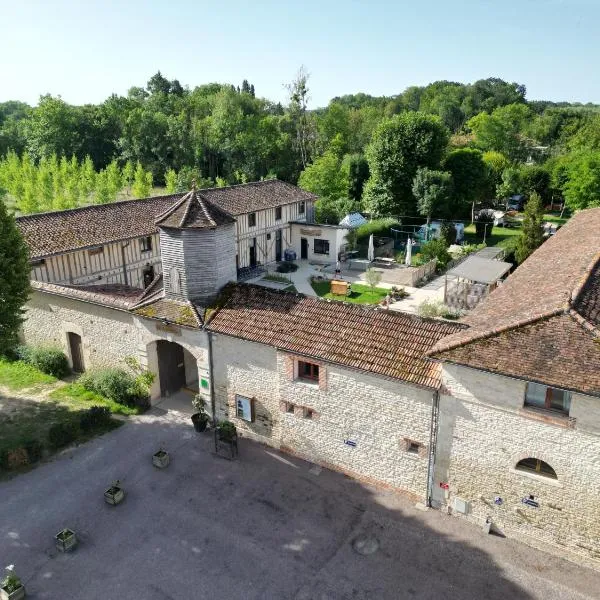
0, 407, 599, 600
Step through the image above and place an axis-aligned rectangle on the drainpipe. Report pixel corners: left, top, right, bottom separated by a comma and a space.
426, 390, 440, 508
207, 331, 216, 424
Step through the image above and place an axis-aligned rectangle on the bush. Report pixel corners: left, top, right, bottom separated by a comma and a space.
355, 218, 400, 241
276, 262, 298, 273
48, 421, 79, 449
420, 238, 451, 269
80, 368, 149, 408
12, 345, 32, 363
29, 347, 70, 378
24, 439, 43, 463
417, 300, 462, 320
79, 406, 112, 432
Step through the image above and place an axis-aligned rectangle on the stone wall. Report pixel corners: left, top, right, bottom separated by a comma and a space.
435, 363, 600, 566
21, 290, 210, 403
22, 291, 139, 372
211, 332, 434, 500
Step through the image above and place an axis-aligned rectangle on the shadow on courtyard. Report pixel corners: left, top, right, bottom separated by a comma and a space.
0, 411, 597, 600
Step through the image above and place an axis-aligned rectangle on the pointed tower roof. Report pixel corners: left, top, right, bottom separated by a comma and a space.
155, 184, 236, 229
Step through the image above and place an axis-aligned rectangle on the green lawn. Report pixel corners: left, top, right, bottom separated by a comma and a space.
463, 223, 522, 253
49, 383, 140, 416
0, 358, 56, 390
311, 280, 388, 305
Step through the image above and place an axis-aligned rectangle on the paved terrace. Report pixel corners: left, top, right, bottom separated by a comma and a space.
0, 407, 598, 599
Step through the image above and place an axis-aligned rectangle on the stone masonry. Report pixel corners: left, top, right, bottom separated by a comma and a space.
211, 333, 435, 501
435, 363, 600, 566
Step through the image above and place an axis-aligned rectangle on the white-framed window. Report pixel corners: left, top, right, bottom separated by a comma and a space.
140, 236, 153, 253
235, 394, 255, 422
314, 239, 330, 255
524, 382, 571, 415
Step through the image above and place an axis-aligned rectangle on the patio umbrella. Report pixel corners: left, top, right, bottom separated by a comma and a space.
368, 234, 375, 262
405, 237, 412, 266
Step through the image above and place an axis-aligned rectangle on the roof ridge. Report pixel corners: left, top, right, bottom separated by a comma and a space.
568, 308, 600, 338
195, 192, 218, 227
16, 193, 185, 221
154, 193, 190, 224
569, 251, 600, 308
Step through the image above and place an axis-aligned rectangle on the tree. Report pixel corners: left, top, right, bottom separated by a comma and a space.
365, 268, 382, 290
165, 168, 177, 193
563, 151, 600, 210
344, 154, 370, 203
363, 112, 449, 217
412, 167, 453, 226
132, 162, 153, 198
147, 71, 171, 95
443, 148, 488, 220
122, 160, 134, 196
515, 192, 545, 263
520, 165, 551, 205
482, 150, 510, 197
298, 138, 349, 202
0, 192, 31, 356
286, 66, 313, 169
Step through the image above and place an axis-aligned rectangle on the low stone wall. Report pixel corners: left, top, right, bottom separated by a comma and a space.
380, 259, 437, 286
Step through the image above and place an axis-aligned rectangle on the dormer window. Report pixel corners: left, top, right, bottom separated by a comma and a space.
524, 382, 571, 415
140, 236, 153, 253
248, 212, 257, 228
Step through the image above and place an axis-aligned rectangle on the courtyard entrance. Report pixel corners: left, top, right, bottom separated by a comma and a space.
155, 340, 197, 397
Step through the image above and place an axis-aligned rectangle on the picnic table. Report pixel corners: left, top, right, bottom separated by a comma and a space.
372, 257, 396, 268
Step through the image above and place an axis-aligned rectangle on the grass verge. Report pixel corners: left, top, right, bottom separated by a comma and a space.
49, 383, 141, 416
0, 358, 56, 390
311, 280, 388, 305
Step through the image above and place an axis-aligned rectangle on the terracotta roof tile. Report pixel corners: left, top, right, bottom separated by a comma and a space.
431, 207, 600, 395
206, 284, 465, 388
16, 180, 315, 259
31, 281, 144, 310
155, 189, 235, 229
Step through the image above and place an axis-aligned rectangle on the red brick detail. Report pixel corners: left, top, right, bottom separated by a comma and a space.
318, 365, 327, 391
283, 354, 295, 382
518, 407, 576, 429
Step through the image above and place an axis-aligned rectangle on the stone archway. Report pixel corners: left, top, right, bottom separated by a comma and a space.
154, 340, 198, 397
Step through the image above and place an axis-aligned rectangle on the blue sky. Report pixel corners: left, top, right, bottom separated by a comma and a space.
1, 0, 597, 108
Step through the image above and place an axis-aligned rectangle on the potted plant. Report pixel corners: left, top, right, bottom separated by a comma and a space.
55, 528, 77, 552
191, 394, 210, 433
152, 447, 170, 469
1, 565, 24, 600
218, 420, 237, 443
104, 480, 125, 505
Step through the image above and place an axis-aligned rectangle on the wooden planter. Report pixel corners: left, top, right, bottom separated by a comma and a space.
104, 485, 125, 505
55, 528, 77, 552
0, 585, 25, 600
152, 450, 170, 469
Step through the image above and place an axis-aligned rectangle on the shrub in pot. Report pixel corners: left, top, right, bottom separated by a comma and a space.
191, 394, 210, 432
218, 420, 237, 443
104, 480, 125, 505
55, 528, 77, 552
1, 565, 24, 600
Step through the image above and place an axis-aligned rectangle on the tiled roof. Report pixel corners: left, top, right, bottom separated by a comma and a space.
431, 207, 600, 395
30, 281, 144, 310
155, 189, 235, 229
16, 180, 315, 259
206, 284, 465, 388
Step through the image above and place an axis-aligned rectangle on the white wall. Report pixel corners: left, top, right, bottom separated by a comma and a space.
290, 224, 349, 264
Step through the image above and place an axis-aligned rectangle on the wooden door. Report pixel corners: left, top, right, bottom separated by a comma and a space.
275, 230, 282, 262
301, 238, 308, 259
249, 240, 257, 267
157, 341, 186, 396
68, 332, 85, 373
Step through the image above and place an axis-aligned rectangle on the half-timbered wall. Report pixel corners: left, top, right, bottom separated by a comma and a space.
30, 233, 162, 289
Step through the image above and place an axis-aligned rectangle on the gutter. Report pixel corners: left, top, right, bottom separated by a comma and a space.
207, 331, 217, 423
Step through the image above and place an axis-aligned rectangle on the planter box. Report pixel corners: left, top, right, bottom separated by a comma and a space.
0, 585, 25, 600
104, 486, 125, 505
55, 528, 77, 552
152, 450, 170, 469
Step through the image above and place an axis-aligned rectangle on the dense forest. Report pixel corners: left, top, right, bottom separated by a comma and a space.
1, 70, 600, 221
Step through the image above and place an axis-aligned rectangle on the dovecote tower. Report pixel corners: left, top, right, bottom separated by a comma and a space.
155, 186, 237, 304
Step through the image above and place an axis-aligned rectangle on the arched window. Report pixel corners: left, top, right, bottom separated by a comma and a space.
515, 458, 557, 480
